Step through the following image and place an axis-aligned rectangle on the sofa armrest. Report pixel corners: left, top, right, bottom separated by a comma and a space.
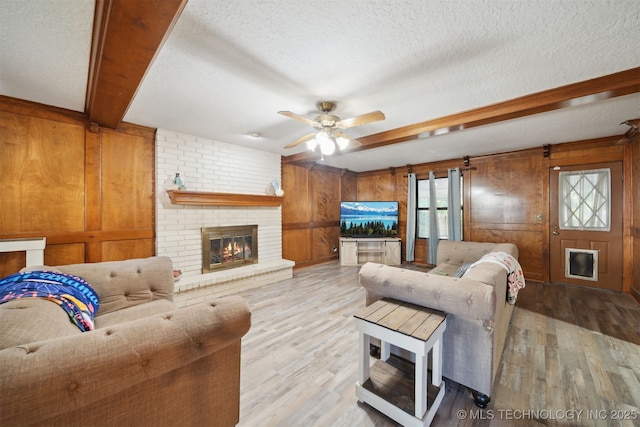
0, 295, 251, 426
359, 262, 495, 320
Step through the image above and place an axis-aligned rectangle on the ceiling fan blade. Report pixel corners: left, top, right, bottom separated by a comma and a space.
284, 132, 317, 149
278, 111, 321, 127
338, 110, 385, 129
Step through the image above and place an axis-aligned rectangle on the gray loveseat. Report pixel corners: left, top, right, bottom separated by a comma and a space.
358, 240, 519, 407
0, 256, 251, 427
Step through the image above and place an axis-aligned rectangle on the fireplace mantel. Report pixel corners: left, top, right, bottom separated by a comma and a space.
166, 190, 282, 207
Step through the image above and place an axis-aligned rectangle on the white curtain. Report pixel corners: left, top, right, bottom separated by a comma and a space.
406, 173, 417, 262
447, 167, 462, 241
428, 171, 439, 265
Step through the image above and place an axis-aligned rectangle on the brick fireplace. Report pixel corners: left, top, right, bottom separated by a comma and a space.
155, 129, 294, 306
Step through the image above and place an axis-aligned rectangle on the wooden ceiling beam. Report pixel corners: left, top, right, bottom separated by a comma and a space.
283, 67, 640, 164
86, 0, 188, 129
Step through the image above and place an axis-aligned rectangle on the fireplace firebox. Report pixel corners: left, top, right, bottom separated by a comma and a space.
201, 225, 258, 273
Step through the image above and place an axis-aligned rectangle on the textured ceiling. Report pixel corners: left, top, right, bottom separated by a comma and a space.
0, 0, 94, 111
1, 0, 639, 172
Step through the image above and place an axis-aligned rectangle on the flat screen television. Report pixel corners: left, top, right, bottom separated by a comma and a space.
340, 201, 399, 237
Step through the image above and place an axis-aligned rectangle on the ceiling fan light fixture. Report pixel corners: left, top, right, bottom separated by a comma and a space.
336, 135, 350, 151
319, 136, 336, 156
306, 137, 319, 151
315, 130, 330, 143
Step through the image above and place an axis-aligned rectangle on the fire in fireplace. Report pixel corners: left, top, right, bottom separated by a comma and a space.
201, 225, 258, 273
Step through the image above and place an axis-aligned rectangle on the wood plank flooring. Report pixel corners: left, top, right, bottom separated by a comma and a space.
231, 261, 640, 427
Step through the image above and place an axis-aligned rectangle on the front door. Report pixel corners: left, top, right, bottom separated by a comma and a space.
549, 162, 623, 291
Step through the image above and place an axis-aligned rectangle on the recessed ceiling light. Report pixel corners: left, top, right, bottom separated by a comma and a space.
247, 132, 262, 138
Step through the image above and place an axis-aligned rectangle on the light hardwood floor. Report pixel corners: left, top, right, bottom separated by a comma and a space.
233, 261, 640, 427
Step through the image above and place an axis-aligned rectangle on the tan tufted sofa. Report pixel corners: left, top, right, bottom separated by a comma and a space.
359, 240, 519, 408
0, 256, 251, 427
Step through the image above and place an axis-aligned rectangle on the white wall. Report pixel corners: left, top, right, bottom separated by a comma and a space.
155, 129, 282, 277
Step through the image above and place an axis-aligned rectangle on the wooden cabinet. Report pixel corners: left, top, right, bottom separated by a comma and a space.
340, 239, 358, 265
339, 237, 401, 266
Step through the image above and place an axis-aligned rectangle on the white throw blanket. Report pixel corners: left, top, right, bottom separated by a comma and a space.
468, 252, 525, 304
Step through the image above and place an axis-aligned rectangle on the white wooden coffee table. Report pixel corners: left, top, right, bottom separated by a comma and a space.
354, 298, 446, 427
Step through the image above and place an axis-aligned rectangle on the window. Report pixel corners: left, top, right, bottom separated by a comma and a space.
416, 176, 463, 239
558, 168, 610, 231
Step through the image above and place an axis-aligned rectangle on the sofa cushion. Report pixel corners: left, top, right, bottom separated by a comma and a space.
0, 299, 81, 350
95, 299, 177, 328
436, 241, 499, 266
428, 262, 459, 276
56, 257, 174, 316
436, 241, 518, 266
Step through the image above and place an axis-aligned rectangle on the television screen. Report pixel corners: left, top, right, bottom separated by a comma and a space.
340, 201, 399, 237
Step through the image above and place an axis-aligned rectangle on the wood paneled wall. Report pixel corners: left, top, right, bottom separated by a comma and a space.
466, 150, 546, 281
282, 162, 355, 267
0, 97, 155, 277
282, 136, 635, 295
631, 136, 640, 302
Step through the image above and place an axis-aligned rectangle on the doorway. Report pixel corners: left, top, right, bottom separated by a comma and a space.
549, 162, 623, 291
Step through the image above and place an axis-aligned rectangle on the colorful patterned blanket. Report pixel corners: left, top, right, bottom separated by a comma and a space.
469, 251, 526, 304
0, 271, 99, 331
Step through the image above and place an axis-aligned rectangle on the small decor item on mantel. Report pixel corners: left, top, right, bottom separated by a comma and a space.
173, 269, 182, 282
271, 178, 284, 196
172, 173, 186, 190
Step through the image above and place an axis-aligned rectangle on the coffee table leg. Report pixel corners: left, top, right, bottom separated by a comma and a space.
432, 337, 442, 386
381, 340, 391, 361
358, 331, 371, 388
415, 351, 428, 418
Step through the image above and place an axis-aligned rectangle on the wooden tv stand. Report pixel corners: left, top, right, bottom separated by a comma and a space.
339, 237, 401, 266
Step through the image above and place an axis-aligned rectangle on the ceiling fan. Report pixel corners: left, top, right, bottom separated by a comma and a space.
278, 101, 385, 156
